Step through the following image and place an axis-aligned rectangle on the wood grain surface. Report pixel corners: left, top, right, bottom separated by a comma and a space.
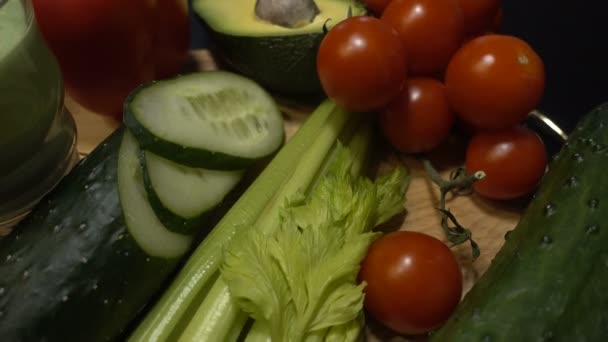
67, 49, 522, 341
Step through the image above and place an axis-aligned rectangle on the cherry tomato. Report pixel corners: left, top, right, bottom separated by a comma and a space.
317, 16, 408, 112
363, 0, 393, 15
465, 126, 547, 200
456, 0, 501, 35
445, 34, 545, 130
381, 78, 454, 153
381, 0, 465, 75
359, 231, 463, 335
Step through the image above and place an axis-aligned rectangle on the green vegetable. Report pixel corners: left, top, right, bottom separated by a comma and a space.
192, 0, 366, 96
0, 129, 187, 342
119, 131, 194, 257
124, 71, 285, 170
129, 100, 367, 342
222, 141, 409, 342
0, 70, 285, 341
175, 122, 378, 342
430, 103, 608, 341
140, 150, 244, 234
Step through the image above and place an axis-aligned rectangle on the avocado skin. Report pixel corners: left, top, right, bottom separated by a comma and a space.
207, 25, 326, 97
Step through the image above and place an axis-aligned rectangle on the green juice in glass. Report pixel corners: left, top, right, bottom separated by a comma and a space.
0, 0, 77, 229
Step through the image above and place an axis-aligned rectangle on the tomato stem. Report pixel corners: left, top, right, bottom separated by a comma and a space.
423, 159, 483, 261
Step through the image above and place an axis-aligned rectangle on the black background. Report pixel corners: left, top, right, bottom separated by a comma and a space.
501, 1, 608, 133
188, 1, 608, 134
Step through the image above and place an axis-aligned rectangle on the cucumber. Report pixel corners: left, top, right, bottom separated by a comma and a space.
118, 131, 194, 256
139, 149, 244, 234
0, 128, 186, 342
431, 103, 608, 341
123, 71, 285, 170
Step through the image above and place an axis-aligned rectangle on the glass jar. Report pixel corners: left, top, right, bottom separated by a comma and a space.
32, 0, 191, 118
0, 0, 77, 231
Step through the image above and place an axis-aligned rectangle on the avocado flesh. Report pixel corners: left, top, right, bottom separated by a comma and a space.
195, 0, 365, 36
255, 0, 320, 28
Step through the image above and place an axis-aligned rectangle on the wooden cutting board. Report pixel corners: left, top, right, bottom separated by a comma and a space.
67, 49, 521, 341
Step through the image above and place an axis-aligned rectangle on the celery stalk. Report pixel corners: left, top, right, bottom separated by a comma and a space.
129, 100, 359, 342
244, 322, 271, 342
224, 311, 249, 342
173, 107, 366, 342
238, 124, 375, 342
176, 277, 243, 342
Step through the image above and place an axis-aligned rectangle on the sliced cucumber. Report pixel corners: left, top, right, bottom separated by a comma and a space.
140, 150, 244, 233
124, 71, 285, 170
117, 130, 193, 258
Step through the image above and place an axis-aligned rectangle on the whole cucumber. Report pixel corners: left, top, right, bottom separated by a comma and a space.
0, 129, 181, 342
431, 103, 608, 341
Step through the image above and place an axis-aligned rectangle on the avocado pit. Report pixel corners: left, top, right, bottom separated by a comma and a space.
255, 0, 319, 28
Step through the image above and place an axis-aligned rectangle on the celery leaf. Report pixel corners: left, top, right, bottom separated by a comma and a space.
222, 143, 409, 342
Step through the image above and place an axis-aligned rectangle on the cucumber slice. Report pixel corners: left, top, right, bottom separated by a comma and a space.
140, 150, 244, 233
117, 130, 193, 258
124, 71, 285, 170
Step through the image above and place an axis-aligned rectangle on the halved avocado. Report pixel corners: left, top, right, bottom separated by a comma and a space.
193, 0, 366, 97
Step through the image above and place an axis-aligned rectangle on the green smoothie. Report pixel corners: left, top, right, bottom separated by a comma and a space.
0, 0, 77, 227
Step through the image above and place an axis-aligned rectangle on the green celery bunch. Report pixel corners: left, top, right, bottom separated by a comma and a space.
222, 143, 410, 342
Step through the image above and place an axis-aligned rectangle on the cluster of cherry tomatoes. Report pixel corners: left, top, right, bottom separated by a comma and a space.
316, 0, 548, 201
317, 0, 552, 337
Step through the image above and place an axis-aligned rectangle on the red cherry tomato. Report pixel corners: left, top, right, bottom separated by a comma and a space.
465, 126, 547, 200
456, 0, 501, 35
381, 0, 465, 75
317, 16, 408, 112
363, 0, 393, 15
33, 0, 190, 117
445, 34, 545, 130
381, 78, 454, 153
359, 231, 463, 335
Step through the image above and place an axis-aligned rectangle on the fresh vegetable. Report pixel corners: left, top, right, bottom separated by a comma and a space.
317, 15, 408, 112
129, 100, 367, 342
381, 0, 465, 75
465, 126, 547, 200
456, 0, 501, 35
221, 141, 409, 341
140, 150, 244, 234
431, 103, 608, 341
445, 34, 545, 130
172, 123, 379, 342
123, 71, 285, 170
32, 0, 190, 117
192, 0, 366, 96
0, 69, 283, 341
363, 0, 392, 15
118, 131, 194, 258
360, 231, 462, 336
380, 78, 454, 153
0, 129, 188, 342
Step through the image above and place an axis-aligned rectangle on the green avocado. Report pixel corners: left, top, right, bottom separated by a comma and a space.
193, 0, 366, 96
